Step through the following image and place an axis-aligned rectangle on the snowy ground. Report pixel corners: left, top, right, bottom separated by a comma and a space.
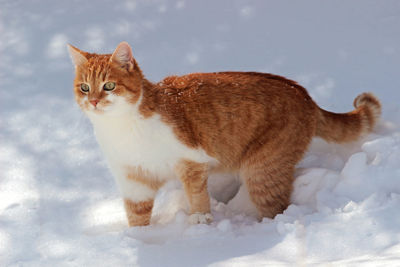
1, 0, 400, 266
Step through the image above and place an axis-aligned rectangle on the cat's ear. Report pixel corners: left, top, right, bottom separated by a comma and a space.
67, 44, 88, 68
111, 42, 134, 70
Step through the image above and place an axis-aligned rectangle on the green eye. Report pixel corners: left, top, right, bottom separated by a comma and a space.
80, 83, 90, 92
103, 82, 116, 91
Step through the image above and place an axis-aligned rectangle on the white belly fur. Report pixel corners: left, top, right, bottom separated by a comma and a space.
88, 106, 217, 201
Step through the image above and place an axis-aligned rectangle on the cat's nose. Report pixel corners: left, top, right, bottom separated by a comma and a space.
90, 99, 99, 107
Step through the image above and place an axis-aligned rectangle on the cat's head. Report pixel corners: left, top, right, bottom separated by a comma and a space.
67, 42, 143, 116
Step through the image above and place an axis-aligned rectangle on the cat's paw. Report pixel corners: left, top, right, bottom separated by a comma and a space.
188, 212, 213, 224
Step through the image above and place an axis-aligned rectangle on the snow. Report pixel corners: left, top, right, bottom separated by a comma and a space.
1, 0, 400, 266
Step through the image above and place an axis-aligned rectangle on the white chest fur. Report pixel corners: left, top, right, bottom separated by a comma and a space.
88, 108, 215, 182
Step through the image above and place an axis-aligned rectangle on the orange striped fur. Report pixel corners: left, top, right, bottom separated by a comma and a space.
126, 166, 165, 191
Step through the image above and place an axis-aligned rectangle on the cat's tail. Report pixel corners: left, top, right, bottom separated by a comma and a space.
315, 93, 381, 143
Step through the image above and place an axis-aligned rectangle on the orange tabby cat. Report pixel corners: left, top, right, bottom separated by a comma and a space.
68, 42, 381, 226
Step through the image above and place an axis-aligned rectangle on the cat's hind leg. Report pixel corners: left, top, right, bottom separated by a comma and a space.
240, 157, 294, 220
176, 160, 213, 224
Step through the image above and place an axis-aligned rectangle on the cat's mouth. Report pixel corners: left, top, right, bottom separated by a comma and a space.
91, 108, 104, 113
87, 103, 116, 115
86, 104, 106, 114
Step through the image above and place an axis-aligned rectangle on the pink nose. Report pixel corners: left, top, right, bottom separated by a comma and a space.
90, 99, 99, 107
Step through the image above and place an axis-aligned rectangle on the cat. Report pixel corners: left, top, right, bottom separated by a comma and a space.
67, 42, 381, 227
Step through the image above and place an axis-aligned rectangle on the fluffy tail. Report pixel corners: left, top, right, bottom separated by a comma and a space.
316, 93, 381, 143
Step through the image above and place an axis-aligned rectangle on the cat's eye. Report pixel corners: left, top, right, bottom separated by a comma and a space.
103, 82, 116, 91
80, 83, 90, 93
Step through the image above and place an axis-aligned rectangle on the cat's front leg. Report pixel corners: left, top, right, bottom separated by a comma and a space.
121, 179, 155, 226
118, 168, 165, 227
176, 159, 213, 224
123, 198, 154, 226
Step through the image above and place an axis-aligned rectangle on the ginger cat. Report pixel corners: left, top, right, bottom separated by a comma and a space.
68, 42, 381, 227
